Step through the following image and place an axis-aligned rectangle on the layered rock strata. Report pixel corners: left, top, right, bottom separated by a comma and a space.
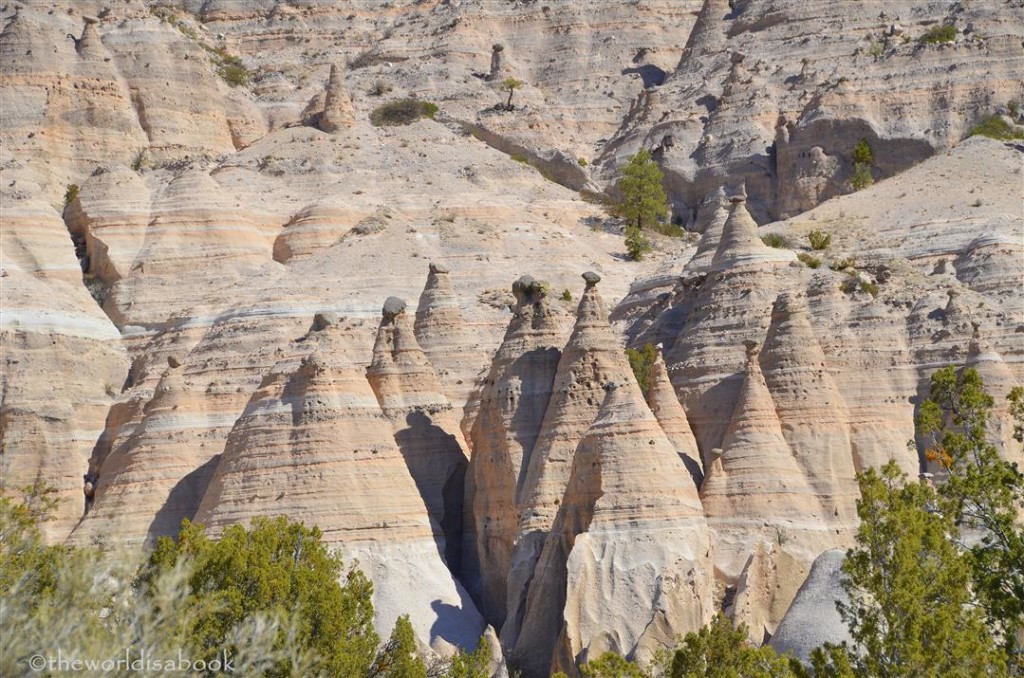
646, 351, 703, 487
759, 293, 858, 529
365, 296, 469, 573
194, 321, 485, 654
510, 381, 714, 677
413, 263, 495, 435
504, 272, 636, 650
462, 276, 569, 629
666, 198, 799, 458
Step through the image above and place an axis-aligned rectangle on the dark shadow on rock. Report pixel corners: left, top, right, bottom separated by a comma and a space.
508, 347, 561, 498
680, 453, 705, 488
394, 410, 468, 576
429, 599, 483, 651
148, 454, 221, 541
696, 93, 718, 114
621, 64, 666, 88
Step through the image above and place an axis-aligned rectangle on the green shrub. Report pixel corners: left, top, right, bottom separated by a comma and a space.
761, 233, 788, 248
370, 99, 439, 127
797, 252, 822, 269
217, 63, 249, 87
853, 138, 873, 165
807, 229, 832, 250
967, 115, 1024, 141
63, 184, 79, 208
851, 162, 874, 190
830, 256, 856, 271
577, 157, 588, 166
860, 280, 879, 297
625, 343, 659, 393
624, 225, 652, 261
131, 149, 145, 172
840, 278, 858, 294
370, 80, 393, 96
562, 289, 572, 302
919, 24, 956, 44
1009, 100, 1021, 118
851, 138, 875, 190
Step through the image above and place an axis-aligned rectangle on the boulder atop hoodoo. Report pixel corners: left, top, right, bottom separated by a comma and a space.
511, 378, 713, 677
195, 321, 485, 655
366, 296, 469, 573
463, 275, 567, 628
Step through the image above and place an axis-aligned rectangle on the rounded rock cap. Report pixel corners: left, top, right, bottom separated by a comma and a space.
312, 311, 339, 331
429, 262, 450, 275
382, 296, 407, 321
582, 271, 601, 287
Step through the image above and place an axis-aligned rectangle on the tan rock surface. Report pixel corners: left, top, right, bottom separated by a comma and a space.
2, 0, 1022, 666
505, 272, 636, 650
193, 321, 485, 654
646, 351, 703, 486
511, 381, 713, 677
365, 296, 469, 572
759, 292, 859, 529
462, 276, 570, 628
413, 262, 499, 433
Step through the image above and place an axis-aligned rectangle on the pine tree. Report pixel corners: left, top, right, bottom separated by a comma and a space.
669, 614, 799, 678
832, 461, 1005, 676
141, 517, 381, 676
613, 149, 668, 232
373, 615, 427, 678
917, 367, 1024, 672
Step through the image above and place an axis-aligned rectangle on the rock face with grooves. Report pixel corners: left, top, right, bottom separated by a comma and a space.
769, 550, 852, 664
365, 296, 469, 573
666, 194, 799, 460
504, 272, 635, 650
414, 263, 493, 431
700, 341, 827, 568
71, 361, 211, 545
510, 381, 714, 677
710, 198, 795, 272
759, 293, 858, 530
698, 339, 833, 637
194, 321, 485, 655
683, 186, 730, 273
462, 275, 569, 629
319, 63, 356, 133
646, 351, 703, 487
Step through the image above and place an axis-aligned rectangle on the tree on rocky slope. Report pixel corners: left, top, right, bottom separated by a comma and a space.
811, 366, 1020, 676
820, 461, 1003, 677
140, 517, 381, 676
669, 614, 799, 678
613, 149, 668, 233
917, 367, 1024, 672
502, 77, 523, 111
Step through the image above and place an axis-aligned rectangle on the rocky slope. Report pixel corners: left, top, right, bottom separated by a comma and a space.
2, 0, 1022, 673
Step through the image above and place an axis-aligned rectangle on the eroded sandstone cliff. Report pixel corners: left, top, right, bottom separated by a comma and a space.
2, 0, 1022, 672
